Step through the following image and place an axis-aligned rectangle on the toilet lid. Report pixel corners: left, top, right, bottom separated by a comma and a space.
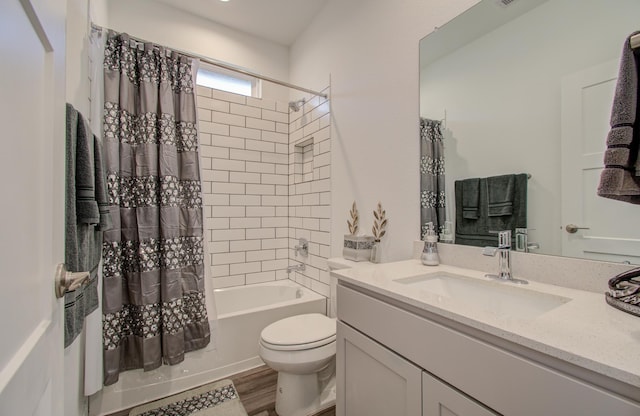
261, 313, 336, 347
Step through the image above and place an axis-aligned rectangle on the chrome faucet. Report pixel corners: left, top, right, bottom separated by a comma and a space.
515, 228, 540, 253
483, 230, 528, 285
286, 262, 306, 274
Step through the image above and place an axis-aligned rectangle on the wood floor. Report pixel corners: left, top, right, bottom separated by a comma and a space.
105, 365, 335, 416
231, 366, 335, 416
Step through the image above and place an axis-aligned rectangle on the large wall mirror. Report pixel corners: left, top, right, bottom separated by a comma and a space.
420, 0, 640, 264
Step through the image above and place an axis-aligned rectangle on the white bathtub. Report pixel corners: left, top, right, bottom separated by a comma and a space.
89, 280, 326, 416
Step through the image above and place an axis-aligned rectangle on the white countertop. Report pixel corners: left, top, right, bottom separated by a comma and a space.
333, 259, 640, 389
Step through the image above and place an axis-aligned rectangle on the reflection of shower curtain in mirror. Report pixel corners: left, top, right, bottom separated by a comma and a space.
420, 118, 446, 238
101, 31, 210, 385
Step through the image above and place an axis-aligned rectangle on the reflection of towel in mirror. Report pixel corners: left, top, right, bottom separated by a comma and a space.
487, 174, 515, 216
461, 178, 480, 219
597, 31, 640, 204
454, 174, 527, 247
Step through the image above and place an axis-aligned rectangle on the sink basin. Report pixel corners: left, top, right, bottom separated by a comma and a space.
394, 272, 571, 319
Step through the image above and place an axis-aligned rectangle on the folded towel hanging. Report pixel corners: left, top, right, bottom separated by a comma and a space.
487, 174, 516, 217
461, 178, 480, 219
597, 31, 640, 204
454, 173, 528, 248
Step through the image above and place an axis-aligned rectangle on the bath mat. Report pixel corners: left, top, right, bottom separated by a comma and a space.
129, 379, 248, 416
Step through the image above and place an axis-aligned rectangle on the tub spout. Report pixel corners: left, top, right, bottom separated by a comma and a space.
286, 262, 306, 274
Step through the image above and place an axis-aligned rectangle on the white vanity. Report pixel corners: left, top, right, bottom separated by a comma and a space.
332, 258, 640, 415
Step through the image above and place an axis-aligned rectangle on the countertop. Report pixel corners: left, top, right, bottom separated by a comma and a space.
333, 259, 640, 389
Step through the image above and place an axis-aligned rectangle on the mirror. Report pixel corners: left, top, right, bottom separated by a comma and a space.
419, 0, 640, 264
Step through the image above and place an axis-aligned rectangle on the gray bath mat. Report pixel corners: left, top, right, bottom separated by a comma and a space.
129, 379, 248, 416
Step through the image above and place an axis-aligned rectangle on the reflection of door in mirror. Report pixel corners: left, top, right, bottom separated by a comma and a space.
561, 60, 640, 264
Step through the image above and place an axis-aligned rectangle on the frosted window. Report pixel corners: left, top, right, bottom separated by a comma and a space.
196, 65, 259, 97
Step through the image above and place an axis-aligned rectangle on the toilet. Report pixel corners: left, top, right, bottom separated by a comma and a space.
258, 257, 360, 416
259, 313, 336, 416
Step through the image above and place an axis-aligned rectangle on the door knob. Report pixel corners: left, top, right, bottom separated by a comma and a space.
565, 224, 590, 234
55, 264, 90, 298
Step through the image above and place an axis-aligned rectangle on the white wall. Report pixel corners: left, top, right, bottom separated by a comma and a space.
420, 0, 640, 256
106, 0, 290, 102
289, 0, 480, 261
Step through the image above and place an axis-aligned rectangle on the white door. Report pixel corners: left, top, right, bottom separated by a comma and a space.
0, 0, 66, 415
561, 60, 640, 264
422, 371, 498, 416
336, 322, 422, 416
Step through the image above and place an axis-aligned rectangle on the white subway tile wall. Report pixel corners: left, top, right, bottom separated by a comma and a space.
197, 85, 331, 297
288, 91, 331, 298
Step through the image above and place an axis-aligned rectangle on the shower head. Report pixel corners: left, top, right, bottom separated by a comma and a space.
288, 98, 306, 112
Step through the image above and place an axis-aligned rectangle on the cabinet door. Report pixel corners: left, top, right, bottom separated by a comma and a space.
423, 372, 498, 416
336, 321, 422, 416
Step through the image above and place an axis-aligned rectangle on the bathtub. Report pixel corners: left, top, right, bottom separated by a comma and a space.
89, 280, 326, 416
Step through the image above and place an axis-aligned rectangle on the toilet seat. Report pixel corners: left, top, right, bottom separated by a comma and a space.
260, 313, 336, 351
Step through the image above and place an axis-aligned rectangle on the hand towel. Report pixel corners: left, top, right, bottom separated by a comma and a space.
461, 178, 480, 219
597, 31, 640, 204
64, 103, 111, 348
487, 174, 515, 217
455, 174, 527, 248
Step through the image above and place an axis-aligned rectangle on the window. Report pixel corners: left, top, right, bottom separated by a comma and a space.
196, 63, 261, 98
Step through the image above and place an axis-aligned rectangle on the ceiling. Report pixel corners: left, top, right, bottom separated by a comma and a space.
153, 0, 328, 47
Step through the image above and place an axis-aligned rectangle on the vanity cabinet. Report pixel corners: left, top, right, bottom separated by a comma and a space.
337, 320, 498, 416
336, 282, 640, 416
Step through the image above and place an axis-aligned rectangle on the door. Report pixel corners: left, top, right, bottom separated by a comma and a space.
422, 372, 498, 416
0, 0, 66, 415
336, 321, 422, 416
561, 60, 640, 264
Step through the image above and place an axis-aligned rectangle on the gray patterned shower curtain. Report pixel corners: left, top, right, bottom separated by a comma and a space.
101, 31, 210, 385
420, 118, 446, 238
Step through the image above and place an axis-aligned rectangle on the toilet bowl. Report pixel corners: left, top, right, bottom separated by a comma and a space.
258, 313, 336, 416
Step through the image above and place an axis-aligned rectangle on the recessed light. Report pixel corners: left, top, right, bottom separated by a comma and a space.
220, 0, 230, 2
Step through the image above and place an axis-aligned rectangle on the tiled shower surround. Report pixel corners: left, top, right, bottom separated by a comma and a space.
196, 86, 331, 298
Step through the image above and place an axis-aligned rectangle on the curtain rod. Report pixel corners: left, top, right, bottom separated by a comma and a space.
91, 23, 328, 99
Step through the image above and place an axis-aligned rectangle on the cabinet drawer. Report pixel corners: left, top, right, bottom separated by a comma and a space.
338, 283, 640, 416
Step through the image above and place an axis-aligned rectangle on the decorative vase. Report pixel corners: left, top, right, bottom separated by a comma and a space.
343, 235, 375, 261
370, 240, 382, 263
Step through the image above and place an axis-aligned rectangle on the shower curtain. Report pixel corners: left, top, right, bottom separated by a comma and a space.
420, 118, 446, 238
101, 31, 210, 385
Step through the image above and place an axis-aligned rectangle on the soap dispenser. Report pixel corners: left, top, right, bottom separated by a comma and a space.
421, 222, 440, 266
439, 221, 453, 244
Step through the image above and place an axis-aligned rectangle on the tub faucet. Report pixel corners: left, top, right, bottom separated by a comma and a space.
483, 230, 528, 285
286, 262, 306, 274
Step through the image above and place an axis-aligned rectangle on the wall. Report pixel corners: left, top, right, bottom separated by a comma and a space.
197, 86, 291, 288
64, 0, 108, 415
106, 0, 290, 102
196, 85, 332, 296
288, 90, 332, 298
289, 0, 480, 262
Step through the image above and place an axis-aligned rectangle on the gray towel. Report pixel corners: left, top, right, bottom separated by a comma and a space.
75, 116, 101, 224
487, 174, 515, 217
461, 178, 480, 219
64, 103, 112, 347
454, 174, 527, 248
597, 31, 640, 204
